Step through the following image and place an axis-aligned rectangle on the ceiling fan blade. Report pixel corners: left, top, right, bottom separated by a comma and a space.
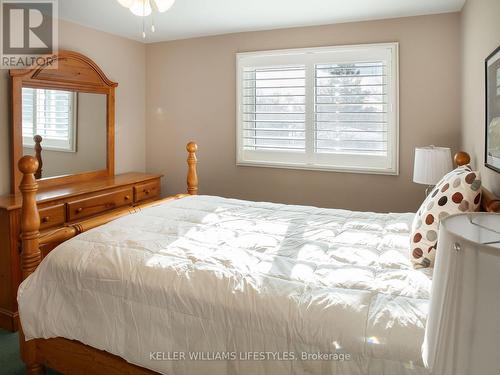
117, 0, 134, 8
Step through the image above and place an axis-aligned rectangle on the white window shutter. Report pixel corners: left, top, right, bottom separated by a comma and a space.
237, 43, 399, 174
314, 62, 388, 156
22, 88, 77, 152
242, 66, 306, 152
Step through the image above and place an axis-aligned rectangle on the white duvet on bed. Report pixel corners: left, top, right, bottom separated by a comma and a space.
18, 195, 431, 375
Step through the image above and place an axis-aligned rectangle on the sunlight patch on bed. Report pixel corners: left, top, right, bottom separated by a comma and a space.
367, 336, 381, 345
332, 340, 342, 350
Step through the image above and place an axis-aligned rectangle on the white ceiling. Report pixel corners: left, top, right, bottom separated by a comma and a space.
59, 0, 466, 43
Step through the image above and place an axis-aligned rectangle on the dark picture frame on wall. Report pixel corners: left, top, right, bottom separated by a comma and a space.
485, 45, 500, 173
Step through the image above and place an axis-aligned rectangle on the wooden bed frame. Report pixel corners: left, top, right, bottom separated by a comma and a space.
17, 141, 198, 374
16, 148, 499, 374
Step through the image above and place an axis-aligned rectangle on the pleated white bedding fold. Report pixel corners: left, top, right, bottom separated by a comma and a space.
18, 195, 431, 375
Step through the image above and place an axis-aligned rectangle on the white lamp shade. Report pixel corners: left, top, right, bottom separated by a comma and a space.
413, 146, 452, 185
153, 0, 176, 12
423, 213, 500, 375
130, 0, 152, 16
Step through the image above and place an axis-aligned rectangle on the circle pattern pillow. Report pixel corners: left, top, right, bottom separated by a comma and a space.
410, 165, 481, 268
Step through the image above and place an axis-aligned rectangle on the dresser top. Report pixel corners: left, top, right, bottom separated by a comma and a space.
0, 172, 163, 211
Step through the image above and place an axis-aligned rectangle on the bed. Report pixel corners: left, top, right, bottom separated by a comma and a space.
15, 144, 500, 375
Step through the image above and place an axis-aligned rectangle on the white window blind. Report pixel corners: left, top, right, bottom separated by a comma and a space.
237, 43, 399, 174
22, 88, 77, 152
242, 66, 306, 152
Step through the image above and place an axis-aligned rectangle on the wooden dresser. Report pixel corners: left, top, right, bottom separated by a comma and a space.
0, 172, 162, 331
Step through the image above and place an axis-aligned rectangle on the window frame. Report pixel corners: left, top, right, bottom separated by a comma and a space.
22, 88, 78, 153
236, 42, 399, 175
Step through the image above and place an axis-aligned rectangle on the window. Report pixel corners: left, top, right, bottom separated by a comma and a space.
22, 88, 77, 152
236, 43, 399, 174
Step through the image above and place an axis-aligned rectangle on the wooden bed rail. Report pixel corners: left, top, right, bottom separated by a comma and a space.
18, 141, 199, 282
38, 195, 190, 247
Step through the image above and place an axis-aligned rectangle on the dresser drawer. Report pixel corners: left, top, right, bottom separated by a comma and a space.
39, 204, 65, 230
67, 188, 133, 221
134, 180, 160, 203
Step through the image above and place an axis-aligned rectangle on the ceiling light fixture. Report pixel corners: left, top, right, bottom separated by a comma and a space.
117, 0, 175, 39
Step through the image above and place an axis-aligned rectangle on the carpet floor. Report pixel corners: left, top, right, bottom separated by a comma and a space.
0, 329, 60, 375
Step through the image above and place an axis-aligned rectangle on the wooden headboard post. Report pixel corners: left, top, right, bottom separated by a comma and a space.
187, 141, 198, 195
18, 156, 41, 281
33, 135, 43, 180
454, 151, 500, 213
454, 151, 471, 167
17, 157, 45, 375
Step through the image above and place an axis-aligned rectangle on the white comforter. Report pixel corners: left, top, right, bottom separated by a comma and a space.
18, 195, 431, 375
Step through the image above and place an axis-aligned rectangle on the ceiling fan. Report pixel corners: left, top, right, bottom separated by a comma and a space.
117, 0, 176, 38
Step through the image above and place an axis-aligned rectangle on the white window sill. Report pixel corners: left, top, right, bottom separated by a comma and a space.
236, 160, 399, 175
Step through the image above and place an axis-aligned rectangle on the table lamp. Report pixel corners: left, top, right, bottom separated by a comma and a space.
413, 146, 452, 195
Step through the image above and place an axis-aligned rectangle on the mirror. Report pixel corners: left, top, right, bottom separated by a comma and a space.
21, 88, 107, 179
10, 51, 117, 193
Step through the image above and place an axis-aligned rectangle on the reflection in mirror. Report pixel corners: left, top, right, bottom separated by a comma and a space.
22, 88, 107, 179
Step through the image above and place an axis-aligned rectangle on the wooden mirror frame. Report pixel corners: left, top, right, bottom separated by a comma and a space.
9, 50, 118, 194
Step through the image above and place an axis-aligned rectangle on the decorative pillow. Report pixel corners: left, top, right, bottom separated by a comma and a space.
410, 165, 481, 268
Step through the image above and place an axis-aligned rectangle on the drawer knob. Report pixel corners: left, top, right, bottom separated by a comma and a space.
41, 216, 50, 223
76, 207, 83, 213
145, 189, 150, 195
124, 195, 130, 201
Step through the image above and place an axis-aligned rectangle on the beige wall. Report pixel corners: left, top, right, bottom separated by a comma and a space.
146, 13, 461, 213
461, 0, 500, 196
0, 20, 146, 195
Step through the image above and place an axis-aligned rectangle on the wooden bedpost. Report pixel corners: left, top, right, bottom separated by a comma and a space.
454, 151, 471, 167
187, 141, 198, 195
18, 155, 44, 374
18, 156, 41, 280
33, 135, 43, 179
